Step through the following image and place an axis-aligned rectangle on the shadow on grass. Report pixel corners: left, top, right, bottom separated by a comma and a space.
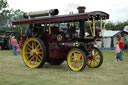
41, 62, 69, 71
40, 62, 102, 72
19, 59, 102, 72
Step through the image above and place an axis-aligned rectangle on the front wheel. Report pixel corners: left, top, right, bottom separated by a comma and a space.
87, 47, 103, 68
67, 48, 86, 71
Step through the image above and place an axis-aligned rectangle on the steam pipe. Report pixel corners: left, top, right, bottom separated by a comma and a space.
23, 9, 59, 18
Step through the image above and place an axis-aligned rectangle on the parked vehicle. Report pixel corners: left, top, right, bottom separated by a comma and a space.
0, 31, 15, 49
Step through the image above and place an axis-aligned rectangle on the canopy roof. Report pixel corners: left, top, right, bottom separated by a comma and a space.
12, 11, 109, 25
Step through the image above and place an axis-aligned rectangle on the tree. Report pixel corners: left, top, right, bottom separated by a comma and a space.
0, 0, 9, 28
105, 21, 116, 30
105, 20, 128, 31
0, 0, 27, 40
5, 9, 28, 39
0, 0, 8, 12
10, 9, 28, 35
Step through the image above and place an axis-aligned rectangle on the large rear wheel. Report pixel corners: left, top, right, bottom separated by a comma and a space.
22, 38, 47, 68
67, 48, 86, 71
87, 47, 103, 68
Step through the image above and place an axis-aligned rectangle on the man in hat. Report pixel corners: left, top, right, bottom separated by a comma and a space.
11, 36, 17, 55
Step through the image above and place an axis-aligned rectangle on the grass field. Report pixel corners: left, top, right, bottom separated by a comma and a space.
0, 50, 128, 85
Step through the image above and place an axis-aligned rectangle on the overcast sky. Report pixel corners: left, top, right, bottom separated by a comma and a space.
7, 0, 128, 23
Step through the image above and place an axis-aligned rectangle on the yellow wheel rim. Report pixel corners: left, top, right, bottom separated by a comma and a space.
87, 48, 101, 67
22, 38, 43, 68
67, 50, 85, 71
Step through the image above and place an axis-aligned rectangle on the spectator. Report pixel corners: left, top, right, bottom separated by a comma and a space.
19, 39, 23, 48
118, 36, 124, 61
11, 36, 17, 56
115, 41, 120, 62
17, 44, 20, 54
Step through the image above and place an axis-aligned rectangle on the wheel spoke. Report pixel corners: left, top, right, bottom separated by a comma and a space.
27, 43, 32, 49
95, 59, 99, 65
32, 41, 34, 49
90, 59, 93, 65
35, 44, 40, 50
80, 58, 84, 62
76, 52, 79, 57
33, 56, 35, 65
38, 55, 42, 59
77, 62, 81, 68
28, 59, 32, 64
36, 52, 43, 55
27, 46, 32, 51
73, 53, 75, 57
96, 57, 100, 59
73, 60, 76, 68
78, 53, 81, 59
36, 48, 42, 52
27, 55, 32, 59
95, 52, 99, 56
34, 41, 37, 49
25, 55, 31, 60
36, 56, 41, 62
74, 62, 77, 68
70, 57, 74, 62
25, 52, 30, 55
93, 60, 95, 66
30, 56, 34, 61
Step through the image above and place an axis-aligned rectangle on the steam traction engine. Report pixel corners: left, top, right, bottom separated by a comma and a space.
12, 7, 109, 71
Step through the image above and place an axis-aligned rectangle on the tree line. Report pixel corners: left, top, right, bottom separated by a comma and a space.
105, 21, 128, 30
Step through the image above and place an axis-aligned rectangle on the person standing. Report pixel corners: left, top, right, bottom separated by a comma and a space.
17, 44, 20, 54
115, 41, 120, 61
118, 36, 124, 61
19, 39, 23, 48
11, 36, 17, 56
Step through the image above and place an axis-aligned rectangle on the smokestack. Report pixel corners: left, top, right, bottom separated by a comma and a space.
77, 6, 86, 13
77, 6, 86, 39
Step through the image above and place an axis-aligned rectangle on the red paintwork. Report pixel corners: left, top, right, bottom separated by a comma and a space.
49, 42, 67, 59
48, 41, 75, 59
41, 31, 75, 59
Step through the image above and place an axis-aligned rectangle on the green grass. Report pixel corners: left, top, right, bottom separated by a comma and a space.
0, 50, 128, 85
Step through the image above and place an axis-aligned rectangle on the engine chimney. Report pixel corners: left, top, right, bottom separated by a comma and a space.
77, 6, 86, 39
77, 6, 86, 13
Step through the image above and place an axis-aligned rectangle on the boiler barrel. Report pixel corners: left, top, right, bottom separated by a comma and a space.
23, 9, 59, 18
